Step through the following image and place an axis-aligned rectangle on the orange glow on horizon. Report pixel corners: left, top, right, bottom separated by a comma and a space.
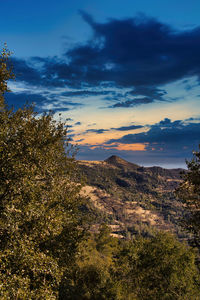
89, 142, 147, 151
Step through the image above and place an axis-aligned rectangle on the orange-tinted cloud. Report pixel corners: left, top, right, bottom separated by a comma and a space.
89, 142, 147, 151
115, 143, 146, 151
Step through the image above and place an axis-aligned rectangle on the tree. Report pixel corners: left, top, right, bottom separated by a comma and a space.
177, 146, 200, 249
0, 47, 84, 298
59, 226, 122, 300
0, 45, 13, 107
115, 233, 200, 299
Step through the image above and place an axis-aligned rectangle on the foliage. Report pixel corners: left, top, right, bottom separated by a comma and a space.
59, 225, 123, 300
0, 47, 84, 299
177, 145, 200, 249
116, 232, 200, 299
59, 227, 200, 300
0, 44, 13, 107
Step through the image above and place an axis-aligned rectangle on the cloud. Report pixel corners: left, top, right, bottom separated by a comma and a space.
85, 128, 109, 134
11, 13, 200, 107
82, 123, 143, 134
129, 87, 167, 99
185, 117, 200, 122
104, 87, 168, 107
75, 118, 200, 167
64, 12, 200, 91
107, 118, 200, 156
87, 123, 96, 127
11, 58, 42, 86
61, 90, 112, 97
109, 97, 155, 108
5, 91, 82, 112
5, 91, 48, 110
112, 124, 144, 131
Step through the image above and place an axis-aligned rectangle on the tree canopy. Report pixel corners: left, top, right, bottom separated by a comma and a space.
0, 47, 84, 299
0, 45, 13, 107
177, 146, 200, 249
115, 233, 200, 299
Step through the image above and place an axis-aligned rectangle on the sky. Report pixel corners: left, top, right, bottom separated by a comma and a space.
1, 0, 200, 168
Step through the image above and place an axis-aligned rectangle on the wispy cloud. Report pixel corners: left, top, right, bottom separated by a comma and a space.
111, 124, 144, 131
5, 91, 83, 112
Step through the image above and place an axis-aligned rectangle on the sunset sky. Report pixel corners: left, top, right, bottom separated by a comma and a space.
1, 0, 200, 168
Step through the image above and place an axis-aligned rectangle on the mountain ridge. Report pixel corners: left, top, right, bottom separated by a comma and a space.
104, 155, 185, 174
78, 155, 187, 239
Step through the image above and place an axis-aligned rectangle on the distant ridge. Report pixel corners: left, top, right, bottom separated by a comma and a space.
79, 154, 186, 239
104, 155, 184, 178
147, 166, 184, 179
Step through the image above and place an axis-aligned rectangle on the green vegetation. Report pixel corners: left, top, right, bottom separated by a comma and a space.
0, 47, 200, 299
116, 232, 200, 299
0, 47, 84, 299
60, 226, 200, 299
177, 147, 200, 250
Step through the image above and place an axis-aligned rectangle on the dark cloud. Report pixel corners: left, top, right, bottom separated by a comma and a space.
5, 92, 81, 112
107, 118, 200, 157
81, 123, 144, 135
5, 92, 48, 111
104, 87, 168, 107
129, 87, 167, 99
11, 13, 200, 107
75, 121, 82, 125
112, 124, 144, 131
64, 12, 200, 92
85, 128, 109, 134
11, 58, 42, 85
185, 117, 200, 121
83, 124, 143, 134
109, 97, 155, 108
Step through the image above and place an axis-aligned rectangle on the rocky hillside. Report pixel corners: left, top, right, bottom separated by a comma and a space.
78, 155, 188, 239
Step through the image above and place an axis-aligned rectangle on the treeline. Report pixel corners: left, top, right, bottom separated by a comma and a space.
0, 47, 200, 299
60, 225, 200, 299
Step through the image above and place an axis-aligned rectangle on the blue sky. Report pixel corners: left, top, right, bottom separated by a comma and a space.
1, 0, 200, 168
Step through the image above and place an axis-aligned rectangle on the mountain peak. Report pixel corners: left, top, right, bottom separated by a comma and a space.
105, 155, 139, 169
105, 155, 126, 163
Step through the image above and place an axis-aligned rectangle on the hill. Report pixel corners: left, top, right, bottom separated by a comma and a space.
78, 155, 187, 239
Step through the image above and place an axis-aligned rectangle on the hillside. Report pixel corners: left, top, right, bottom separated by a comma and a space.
78, 155, 188, 239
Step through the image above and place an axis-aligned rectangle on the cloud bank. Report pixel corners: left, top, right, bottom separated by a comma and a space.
11, 13, 200, 107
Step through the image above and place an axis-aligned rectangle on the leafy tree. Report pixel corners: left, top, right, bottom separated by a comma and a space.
59, 227, 122, 300
116, 233, 200, 299
95, 224, 119, 257
0, 45, 13, 107
60, 262, 119, 300
0, 47, 84, 298
177, 146, 200, 249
